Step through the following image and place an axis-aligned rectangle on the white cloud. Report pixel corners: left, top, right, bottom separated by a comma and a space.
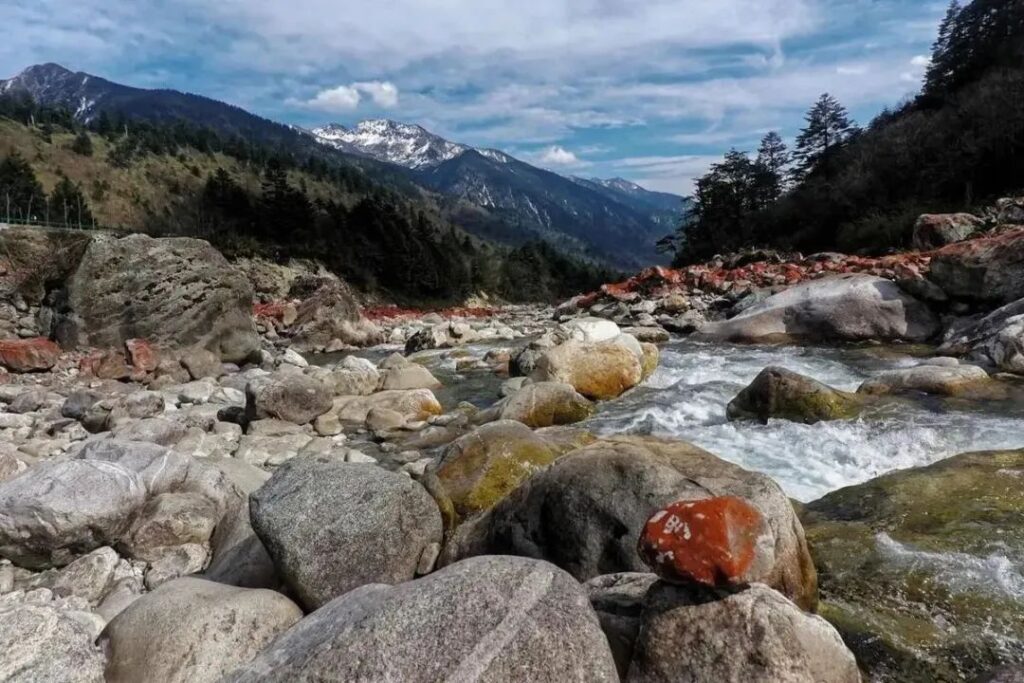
353, 80, 399, 107
538, 145, 583, 166
305, 84, 361, 112
910, 54, 930, 68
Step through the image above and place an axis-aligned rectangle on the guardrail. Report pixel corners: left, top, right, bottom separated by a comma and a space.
0, 219, 129, 234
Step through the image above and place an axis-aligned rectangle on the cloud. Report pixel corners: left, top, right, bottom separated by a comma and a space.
353, 80, 399, 107
300, 80, 398, 112
538, 145, 583, 167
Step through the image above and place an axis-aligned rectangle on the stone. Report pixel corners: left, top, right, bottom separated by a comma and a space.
144, 543, 210, 589
639, 342, 659, 380
377, 363, 442, 390
59, 391, 101, 420
0, 337, 60, 372
929, 227, 1024, 305
121, 492, 219, 562
727, 366, 863, 424
940, 297, 1024, 374
638, 497, 769, 587
561, 317, 621, 343
530, 339, 643, 400
290, 282, 382, 350
857, 363, 995, 397
180, 347, 222, 380
801, 448, 1024, 682
911, 213, 984, 250
441, 436, 817, 610
111, 417, 187, 446
499, 381, 595, 428
586, 572, 660, 678
698, 273, 940, 343
280, 348, 308, 368
366, 406, 407, 432
100, 577, 302, 683
627, 583, 859, 683
0, 460, 146, 568
250, 459, 442, 610
312, 411, 342, 436
224, 556, 618, 683
329, 355, 380, 395
435, 421, 558, 518
623, 326, 671, 343
333, 388, 442, 424
59, 234, 259, 362
245, 373, 332, 425
50, 546, 121, 604
124, 338, 159, 373
0, 603, 106, 682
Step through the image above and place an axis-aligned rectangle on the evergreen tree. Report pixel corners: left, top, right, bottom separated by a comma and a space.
756, 131, 790, 201
71, 129, 94, 156
924, 1, 962, 98
49, 174, 95, 228
792, 93, 858, 181
0, 152, 45, 223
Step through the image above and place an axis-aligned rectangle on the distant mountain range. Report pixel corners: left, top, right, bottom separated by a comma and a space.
1, 63, 690, 269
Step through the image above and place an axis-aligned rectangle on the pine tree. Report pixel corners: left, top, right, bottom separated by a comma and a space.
756, 131, 790, 201
71, 129, 94, 156
0, 152, 45, 223
792, 94, 858, 181
924, 1, 961, 98
49, 174, 95, 229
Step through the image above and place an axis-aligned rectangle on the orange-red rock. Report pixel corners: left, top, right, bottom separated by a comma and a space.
81, 348, 131, 380
0, 337, 61, 372
125, 338, 160, 373
638, 496, 764, 587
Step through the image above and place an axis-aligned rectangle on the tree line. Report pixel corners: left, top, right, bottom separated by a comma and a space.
667, 0, 1024, 264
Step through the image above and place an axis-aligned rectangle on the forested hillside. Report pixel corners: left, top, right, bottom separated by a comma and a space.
0, 96, 617, 303
667, 0, 1024, 264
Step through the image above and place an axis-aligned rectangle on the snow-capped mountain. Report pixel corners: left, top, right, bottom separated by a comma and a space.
312, 120, 471, 169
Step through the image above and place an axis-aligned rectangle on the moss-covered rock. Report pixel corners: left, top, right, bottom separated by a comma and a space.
434, 420, 558, 519
499, 381, 595, 428
801, 449, 1024, 682
727, 366, 864, 424
530, 340, 643, 400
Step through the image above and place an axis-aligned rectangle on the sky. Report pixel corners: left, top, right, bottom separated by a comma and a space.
0, 0, 946, 194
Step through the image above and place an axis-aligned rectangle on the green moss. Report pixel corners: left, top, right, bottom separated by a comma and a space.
727, 366, 864, 424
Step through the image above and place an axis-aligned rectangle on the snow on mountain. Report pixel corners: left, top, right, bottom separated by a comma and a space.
311, 119, 470, 169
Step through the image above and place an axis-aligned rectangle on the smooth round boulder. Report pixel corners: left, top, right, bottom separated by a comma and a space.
0, 604, 106, 682
627, 583, 859, 683
100, 577, 302, 683
857, 363, 995, 396
377, 363, 442, 391
224, 556, 619, 683
441, 435, 817, 610
244, 373, 332, 425
435, 420, 558, 518
727, 366, 863, 424
499, 382, 595, 428
332, 388, 442, 424
250, 459, 443, 610
530, 340, 643, 400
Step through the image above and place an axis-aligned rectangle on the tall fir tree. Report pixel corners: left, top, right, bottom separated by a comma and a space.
756, 131, 790, 201
792, 93, 858, 181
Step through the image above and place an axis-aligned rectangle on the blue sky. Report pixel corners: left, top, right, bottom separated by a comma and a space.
0, 0, 945, 194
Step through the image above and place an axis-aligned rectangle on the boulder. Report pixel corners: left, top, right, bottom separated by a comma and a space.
100, 577, 302, 683
405, 321, 477, 353
996, 197, 1024, 225
333, 388, 442, 424
124, 338, 159, 373
929, 227, 1024, 304
245, 373, 332, 425
911, 213, 984, 250
59, 234, 259, 362
0, 604, 106, 683
250, 459, 442, 610
698, 274, 940, 343
638, 496, 770, 588
435, 421, 559, 518
224, 556, 618, 682
329, 355, 379, 395
802, 448, 1024, 682
627, 583, 859, 683
499, 382, 595, 428
727, 367, 863, 424
0, 337, 60, 372
586, 572, 661, 677
441, 436, 817, 610
289, 281, 382, 349
857, 363, 996, 397
940, 297, 1024, 374
530, 340, 643, 400
377, 363, 442, 391
561, 317, 621, 343
179, 347, 221, 380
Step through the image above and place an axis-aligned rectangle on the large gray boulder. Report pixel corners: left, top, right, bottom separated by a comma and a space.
0, 603, 106, 683
244, 372, 333, 425
289, 281, 382, 350
440, 435, 817, 611
698, 273, 939, 343
627, 583, 859, 683
100, 577, 302, 683
224, 556, 618, 682
250, 458, 443, 610
911, 213, 984, 251
928, 227, 1024, 305
59, 234, 258, 362
940, 297, 1024, 374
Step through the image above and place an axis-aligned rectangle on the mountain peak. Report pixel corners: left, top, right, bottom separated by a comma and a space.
312, 118, 469, 169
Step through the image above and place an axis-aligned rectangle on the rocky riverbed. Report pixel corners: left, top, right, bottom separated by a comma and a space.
1, 207, 1024, 682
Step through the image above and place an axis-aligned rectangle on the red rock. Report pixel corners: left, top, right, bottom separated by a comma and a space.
81, 348, 131, 380
125, 338, 160, 373
0, 337, 61, 372
638, 496, 765, 587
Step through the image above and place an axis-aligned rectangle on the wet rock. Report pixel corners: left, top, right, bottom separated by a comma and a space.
802, 447, 1024, 682
224, 556, 618, 683
250, 459, 442, 610
333, 388, 442, 424
698, 273, 940, 343
627, 583, 859, 683
0, 603, 106, 682
638, 496, 770, 588
100, 577, 302, 683
499, 381, 595, 428
727, 366, 863, 424
940, 297, 1024, 374
441, 435, 817, 610
530, 339, 643, 400
623, 326, 671, 343
0, 337, 60, 372
858, 363, 995, 397
245, 373, 332, 425
912, 213, 984, 250
60, 234, 259, 362
435, 420, 558, 518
